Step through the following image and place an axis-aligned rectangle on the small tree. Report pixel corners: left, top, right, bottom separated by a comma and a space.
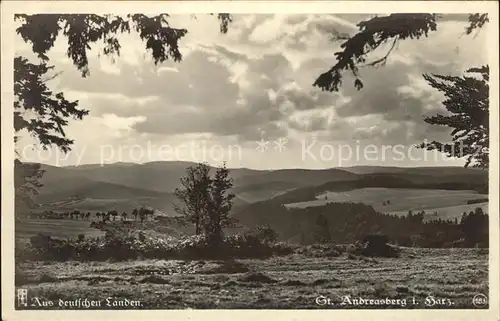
138, 208, 146, 223
110, 210, 118, 221
132, 208, 138, 221
173, 163, 212, 235
204, 162, 235, 245
314, 214, 331, 244
173, 162, 236, 246
460, 207, 488, 245
96, 212, 101, 221
121, 212, 127, 221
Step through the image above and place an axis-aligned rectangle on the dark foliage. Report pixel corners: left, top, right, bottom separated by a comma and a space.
310, 13, 490, 169
244, 225, 279, 244
418, 66, 489, 168
175, 163, 236, 246
174, 163, 212, 235
14, 14, 231, 207
314, 14, 438, 92
357, 234, 400, 258
467, 198, 488, 205
465, 14, 489, 35
14, 56, 88, 152
13, 57, 85, 209
15, 160, 44, 209
15, 14, 231, 77
314, 214, 331, 244
17, 227, 293, 262
313, 13, 488, 92
460, 207, 488, 246
204, 163, 236, 245
235, 199, 488, 248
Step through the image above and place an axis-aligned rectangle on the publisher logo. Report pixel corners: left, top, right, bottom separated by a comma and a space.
472, 294, 488, 308
17, 289, 28, 307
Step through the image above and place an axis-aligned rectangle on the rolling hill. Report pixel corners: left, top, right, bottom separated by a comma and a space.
20, 162, 361, 214
18, 162, 489, 222
232, 168, 489, 240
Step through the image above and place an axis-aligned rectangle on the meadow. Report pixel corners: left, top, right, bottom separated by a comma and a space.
15, 219, 106, 241
286, 188, 488, 221
15, 247, 488, 309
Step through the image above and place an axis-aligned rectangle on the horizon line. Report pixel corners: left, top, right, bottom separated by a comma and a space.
25, 160, 486, 172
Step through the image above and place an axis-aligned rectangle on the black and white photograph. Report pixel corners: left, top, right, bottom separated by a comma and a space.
1, 1, 499, 318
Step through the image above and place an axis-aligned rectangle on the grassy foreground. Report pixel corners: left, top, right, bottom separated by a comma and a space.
15, 247, 488, 309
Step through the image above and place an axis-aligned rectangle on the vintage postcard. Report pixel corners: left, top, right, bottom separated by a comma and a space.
1, 1, 499, 321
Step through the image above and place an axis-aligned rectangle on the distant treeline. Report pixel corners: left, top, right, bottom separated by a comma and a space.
467, 198, 489, 205
25, 208, 155, 222
234, 201, 488, 248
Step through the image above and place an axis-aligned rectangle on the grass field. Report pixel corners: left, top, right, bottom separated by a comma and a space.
15, 219, 105, 241
15, 247, 488, 309
286, 188, 488, 221
15, 218, 246, 242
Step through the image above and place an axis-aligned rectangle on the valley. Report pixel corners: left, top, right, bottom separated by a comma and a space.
17, 162, 489, 244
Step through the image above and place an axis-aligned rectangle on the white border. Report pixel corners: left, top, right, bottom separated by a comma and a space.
1, 2, 499, 321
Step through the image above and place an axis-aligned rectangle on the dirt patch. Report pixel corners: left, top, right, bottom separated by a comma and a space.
38, 273, 59, 283
238, 272, 277, 283
281, 279, 306, 286
140, 275, 171, 284
311, 278, 330, 286
203, 260, 249, 274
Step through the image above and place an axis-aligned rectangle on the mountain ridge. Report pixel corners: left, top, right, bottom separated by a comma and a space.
18, 161, 488, 216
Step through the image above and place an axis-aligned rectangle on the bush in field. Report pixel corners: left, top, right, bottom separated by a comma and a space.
349, 234, 401, 258
224, 232, 293, 258
295, 243, 343, 258
30, 234, 51, 249
16, 229, 294, 262
244, 225, 279, 244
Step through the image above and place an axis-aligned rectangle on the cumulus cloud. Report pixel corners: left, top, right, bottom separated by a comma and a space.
14, 13, 489, 168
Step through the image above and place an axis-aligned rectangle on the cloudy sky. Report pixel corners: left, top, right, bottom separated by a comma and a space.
15, 13, 488, 169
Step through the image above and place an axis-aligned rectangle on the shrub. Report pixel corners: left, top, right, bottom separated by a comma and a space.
30, 234, 51, 249
224, 233, 293, 258
301, 243, 344, 258
348, 235, 401, 258
38, 273, 59, 283
16, 230, 294, 262
245, 225, 279, 244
